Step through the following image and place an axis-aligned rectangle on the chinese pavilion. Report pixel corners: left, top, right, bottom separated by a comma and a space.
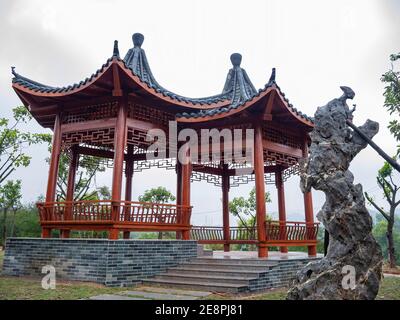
11, 33, 318, 257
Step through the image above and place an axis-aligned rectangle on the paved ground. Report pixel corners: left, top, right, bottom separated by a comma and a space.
88, 286, 211, 300
384, 273, 400, 278
212, 250, 323, 260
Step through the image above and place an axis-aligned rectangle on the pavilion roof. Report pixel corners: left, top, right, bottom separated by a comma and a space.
11, 33, 314, 127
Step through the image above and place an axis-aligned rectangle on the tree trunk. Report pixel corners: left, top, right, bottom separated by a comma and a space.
2, 208, 8, 248
10, 210, 17, 237
387, 218, 396, 268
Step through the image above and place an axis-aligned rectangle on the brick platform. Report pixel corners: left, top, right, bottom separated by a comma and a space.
2, 238, 198, 287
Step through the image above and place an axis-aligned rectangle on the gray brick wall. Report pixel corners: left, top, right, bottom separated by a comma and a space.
248, 258, 320, 291
2, 238, 198, 287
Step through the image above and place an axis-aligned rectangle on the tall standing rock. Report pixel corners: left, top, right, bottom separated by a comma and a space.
287, 87, 383, 300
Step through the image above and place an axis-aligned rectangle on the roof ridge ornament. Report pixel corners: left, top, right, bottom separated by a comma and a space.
269, 68, 276, 83
113, 40, 120, 58
132, 33, 144, 48
230, 53, 242, 67
222, 53, 257, 104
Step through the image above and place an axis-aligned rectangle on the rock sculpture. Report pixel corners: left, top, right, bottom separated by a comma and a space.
287, 86, 383, 300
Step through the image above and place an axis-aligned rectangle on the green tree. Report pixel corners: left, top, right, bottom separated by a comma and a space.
373, 218, 400, 266
0, 180, 22, 247
138, 186, 176, 203
229, 187, 271, 231
365, 162, 399, 268
229, 187, 271, 251
365, 52, 400, 268
52, 153, 107, 202
138, 187, 176, 239
381, 53, 400, 143
0, 106, 51, 185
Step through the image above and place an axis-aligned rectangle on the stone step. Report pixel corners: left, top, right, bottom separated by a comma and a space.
168, 267, 267, 278
182, 261, 272, 272
142, 278, 247, 293
155, 273, 255, 285
195, 257, 278, 266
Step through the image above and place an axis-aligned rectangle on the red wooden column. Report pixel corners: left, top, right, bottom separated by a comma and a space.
123, 145, 134, 239
222, 163, 230, 252
181, 145, 192, 240
109, 98, 127, 240
276, 168, 288, 253
43, 112, 62, 238
254, 124, 268, 258
62, 146, 79, 238
303, 140, 317, 256
176, 159, 183, 240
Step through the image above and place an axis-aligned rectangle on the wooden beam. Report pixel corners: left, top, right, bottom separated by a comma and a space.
61, 118, 117, 134
302, 140, 317, 257
276, 169, 288, 253
112, 63, 123, 96
222, 164, 230, 252
45, 112, 62, 203
254, 124, 268, 258
110, 98, 127, 237
126, 118, 167, 133
263, 140, 303, 158
265, 90, 276, 115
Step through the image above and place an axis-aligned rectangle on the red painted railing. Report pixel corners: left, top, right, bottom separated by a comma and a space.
265, 221, 319, 241
37, 200, 192, 225
190, 221, 319, 245
190, 226, 257, 242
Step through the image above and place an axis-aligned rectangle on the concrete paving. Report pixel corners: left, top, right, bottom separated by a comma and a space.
89, 294, 146, 300
212, 250, 323, 260
88, 286, 211, 300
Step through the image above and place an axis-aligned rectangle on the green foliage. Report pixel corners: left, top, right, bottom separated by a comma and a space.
381, 53, 400, 143
51, 152, 107, 202
0, 180, 22, 210
229, 188, 271, 251
138, 186, 176, 203
138, 187, 176, 239
229, 187, 271, 230
0, 106, 51, 185
373, 218, 400, 265
0, 180, 23, 245
136, 232, 176, 239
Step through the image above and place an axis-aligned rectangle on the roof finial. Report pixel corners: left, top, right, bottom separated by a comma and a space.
113, 40, 120, 58
132, 33, 144, 48
269, 68, 276, 83
11, 66, 16, 76
230, 53, 242, 67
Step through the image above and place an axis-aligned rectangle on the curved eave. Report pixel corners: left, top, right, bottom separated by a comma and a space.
12, 57, 231, 110
176, 85, 314, 129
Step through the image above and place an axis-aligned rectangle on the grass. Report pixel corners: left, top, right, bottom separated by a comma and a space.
0, 276, 129, 300
376, 276, 400, 300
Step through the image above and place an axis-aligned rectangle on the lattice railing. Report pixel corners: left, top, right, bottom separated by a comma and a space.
190, 226, 257, 242
190, 221, 319, 243
37, 200, 192, 225
265, 221, 319, 241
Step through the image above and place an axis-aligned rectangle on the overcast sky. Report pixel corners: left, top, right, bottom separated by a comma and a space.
0, 0, 399, 225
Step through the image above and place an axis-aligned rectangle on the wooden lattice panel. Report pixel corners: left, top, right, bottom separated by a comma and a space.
128, 102, 174, 127
61, 127, 115, 150
62, 102, 118, 124
126, 128, 149, 149
262, 124, 303, 150
263, 150, 299, 167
